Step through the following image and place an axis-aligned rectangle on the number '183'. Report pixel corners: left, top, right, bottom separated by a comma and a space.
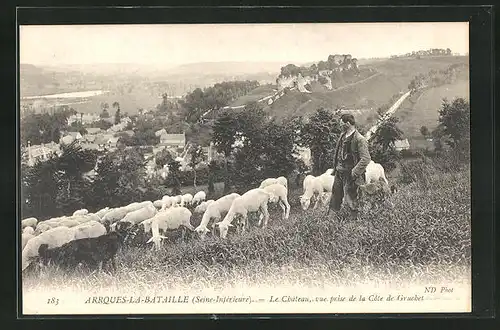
47, 297, 59, 305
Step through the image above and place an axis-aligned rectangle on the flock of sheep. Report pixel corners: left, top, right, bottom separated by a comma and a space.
21, 160, 392, 274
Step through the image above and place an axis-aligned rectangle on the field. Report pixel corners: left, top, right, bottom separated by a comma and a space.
23, 161, 471, 298
395, 79, 470, 149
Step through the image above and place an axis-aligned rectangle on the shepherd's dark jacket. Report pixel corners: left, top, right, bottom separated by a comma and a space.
332, 129, 372, 178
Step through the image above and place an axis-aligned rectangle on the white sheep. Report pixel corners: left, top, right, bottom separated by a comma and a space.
214, 189, 272, 239
21, 217, 38, 229
22, 226, 76, 271
22, 221, 107, 271
194, 193, 240, 238
56, 218, 81, 228
160, 195, 173, 211
71, 221, 107, 239
180, 194, 193, 207
193, 200, 215, 214
23, 226, 35, 235
100, 207, 129, 224
192, 191, 207, 205
139, 218, 154, 234
72, 208, 89, 216
146, 207, 195, 250
357, 161, 392, 209
259, 176, 288, 189
72, 221, 107, 240
153, 200, 163, 208
300, 172, 335, 210
33, 222, 53, 236
123, 202, 140, 212
364, 160, 389, 185
118, 203, 157, 226
324, 168, 334, 176
79, 213, 101, 224
261, 183, 291, 220
172, 195, 182, 206
22, 232, 35, 250
95, 207, 111, 219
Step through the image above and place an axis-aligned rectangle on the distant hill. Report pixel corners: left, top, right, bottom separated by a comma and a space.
19, 61, 282, 115
164, 61, 283, 76
243, 56, 469, 127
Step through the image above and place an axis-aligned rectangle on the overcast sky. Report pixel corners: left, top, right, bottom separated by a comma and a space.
20, 22, 469, 66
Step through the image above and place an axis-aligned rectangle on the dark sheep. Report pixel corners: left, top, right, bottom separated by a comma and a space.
37, 231, 124, 272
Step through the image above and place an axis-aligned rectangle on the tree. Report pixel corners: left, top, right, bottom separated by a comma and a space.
91, 148, 148, 208
212, 110, 239, 193
299, 108, 341, 175
155, 148, 174, 169
207, 160, 218, 196
369, 116, 404, 171
21, 140, 99, 218
113, 102, 121, 125
166, 160, 182, 195
435, 98, 470, 149
54, 141, 98, 214
420, 125, 430, 137
188, 144, 205, 188
100, 109, 110, 119
20, 109, 72, 146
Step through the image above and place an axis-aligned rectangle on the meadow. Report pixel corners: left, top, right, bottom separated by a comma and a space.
23, 157, 471, 295
395, 79, 470, 148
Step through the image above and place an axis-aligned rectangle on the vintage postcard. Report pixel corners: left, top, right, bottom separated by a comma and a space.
19, 21, 471, 315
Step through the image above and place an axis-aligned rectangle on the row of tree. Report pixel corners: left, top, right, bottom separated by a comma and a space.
408, 63, 468, 91
391, 48, 453, 58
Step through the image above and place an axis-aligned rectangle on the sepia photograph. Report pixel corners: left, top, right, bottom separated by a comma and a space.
19, 21, 472, 315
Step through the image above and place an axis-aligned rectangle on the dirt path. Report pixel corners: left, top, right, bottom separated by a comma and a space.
365, 90, 412, 141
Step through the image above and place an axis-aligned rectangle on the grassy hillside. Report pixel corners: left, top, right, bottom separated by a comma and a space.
395, 79, 469, 149
260, 56, 469, 122
23, 162, 471, 294
229, 84, 277, 107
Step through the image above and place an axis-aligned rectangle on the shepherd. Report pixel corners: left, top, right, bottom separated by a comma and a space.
326, 113, 371, 220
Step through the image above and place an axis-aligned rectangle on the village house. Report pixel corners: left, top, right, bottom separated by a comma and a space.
24, 142, 61, 166
60, 131, 83, 145
393, 138, 411, 151
159, 132, 186, 149
85, 127, 102, 135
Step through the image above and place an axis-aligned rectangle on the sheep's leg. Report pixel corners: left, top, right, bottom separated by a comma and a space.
283, 198, 291, 219
312, 193, 321, 209
211, 216, 219, 236
240, 213, 248, 233
260, 204, 270, 228
278, 200, 286, 220
181, 227, 185, 243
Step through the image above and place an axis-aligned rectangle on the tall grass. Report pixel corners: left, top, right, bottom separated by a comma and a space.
23, 162, 471, 292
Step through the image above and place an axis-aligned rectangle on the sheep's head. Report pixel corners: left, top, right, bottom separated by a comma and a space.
194, 226, 210, 239
277, 176, 288, 188
299, 195, 311, 210
115, 221, 133, 233
141, 220, 152, 234
214, 222, 233, 239
23, 226, 35, 235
